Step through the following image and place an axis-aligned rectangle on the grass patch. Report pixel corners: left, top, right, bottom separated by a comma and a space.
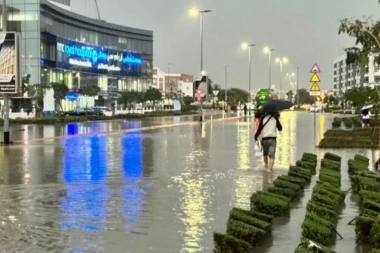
296, 160, 316, 173
324, 153, 342, 163
277, 175, 307, 187
354, 154, 370, 166
268, 186, 298, 199
321, 159, 341, 172
306, 202, 338, 224
302, 218, 333, 246
213, 232, 253, 253
319, 174, 341, 187
231, 207, 273, 224
311, 193, 341, 211
319, 128, 379, 149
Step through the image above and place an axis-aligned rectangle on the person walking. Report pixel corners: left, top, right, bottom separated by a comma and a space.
243, 104, 248, 116
254, 107, 282, 171
362, 109, 371, 128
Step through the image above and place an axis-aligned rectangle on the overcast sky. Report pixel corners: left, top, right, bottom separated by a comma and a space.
72, 0, 380, 92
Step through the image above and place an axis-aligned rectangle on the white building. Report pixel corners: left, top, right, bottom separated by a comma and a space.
333, 54, 380, 98
152, 67, 194, 98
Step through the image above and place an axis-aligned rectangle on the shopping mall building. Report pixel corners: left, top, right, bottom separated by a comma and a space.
2, 0, 153, 116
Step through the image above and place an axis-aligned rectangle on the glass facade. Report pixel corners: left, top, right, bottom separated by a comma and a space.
50, 0, 70, 6
2, 0, 153, 94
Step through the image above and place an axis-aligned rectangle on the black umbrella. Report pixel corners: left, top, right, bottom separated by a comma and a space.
261, 100, 293, 114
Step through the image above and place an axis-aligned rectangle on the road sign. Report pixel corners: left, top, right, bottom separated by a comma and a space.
213, 90, 219, 97
310, 82, 321, 96
310, 63, 321, 73
310, 73, 320, 82
196, 89, 202, 95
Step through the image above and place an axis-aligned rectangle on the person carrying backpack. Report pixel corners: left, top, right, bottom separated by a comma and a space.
254, 109, 282, 171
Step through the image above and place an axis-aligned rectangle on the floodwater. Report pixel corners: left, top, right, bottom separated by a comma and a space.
0, 112, 377, 253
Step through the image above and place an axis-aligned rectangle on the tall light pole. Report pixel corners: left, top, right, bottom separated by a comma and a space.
225, 65, 228, 112
189, 8, 211, 74
297, 67, 300, 107
264, 47, 274, 89
276, 57, 288, 99
242, 42, 256, 105
286, 72, 295, 90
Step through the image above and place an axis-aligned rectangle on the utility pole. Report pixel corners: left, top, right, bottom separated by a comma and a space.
2, 0, 10, 145
94, 0, 101, 20
225, 65, 228, 113
297, 67, 300, 107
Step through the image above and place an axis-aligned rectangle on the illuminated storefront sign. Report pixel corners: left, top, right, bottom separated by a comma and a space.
56, 37, 142, 76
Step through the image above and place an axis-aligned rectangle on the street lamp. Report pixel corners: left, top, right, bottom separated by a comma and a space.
264, 47, 274, 89
286, 72, 295, 90
242, 42, 256, 106
225, 65, 229, 112
276, 57, 288, 99
189, 7, 212, 74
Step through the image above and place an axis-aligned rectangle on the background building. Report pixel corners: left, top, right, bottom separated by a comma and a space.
153, 67, 193, 98
1, 0, 153, 115
333, 54, 380, 99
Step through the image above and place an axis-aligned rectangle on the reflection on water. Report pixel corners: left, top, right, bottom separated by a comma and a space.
319, 114, 325, 141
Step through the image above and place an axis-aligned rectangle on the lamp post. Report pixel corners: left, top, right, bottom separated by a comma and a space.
264, 47, 274, 89
2, 0, 10, 145
275, 57, 288, 100
189, 8, 211, 74
286, 72, 295, 91
242, 42, 256, 111
225, 65, 228, 113
297, 67, 300, 107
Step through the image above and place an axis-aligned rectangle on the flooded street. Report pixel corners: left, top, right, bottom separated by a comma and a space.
0, 112, 377, 253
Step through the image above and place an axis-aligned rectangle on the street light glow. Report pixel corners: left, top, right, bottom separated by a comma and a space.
241, 42, 249, 50
276, 57, 288, 63
263, 47, 273, 54
201, 70, 207, 76
189, 7, 199, 17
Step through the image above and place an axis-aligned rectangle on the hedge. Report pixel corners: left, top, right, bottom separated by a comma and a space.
319, 174, 341, 187
305, 212, 335, 229
301, 153, 318, 164
306, 202, 338, 225
362, 208, 380, 219
268, 186, 297, 199
230, 207, 273, 224
319, 168, 341, 182
254, 191, 291, 203
289, 166, 312, 178
302, 218, 333, 246
277, 175, 307, 188
295, 239, 336, 253
343, 117, 353, 128
351, 176, 380, 192
213, 232, 253, 253
361, 199, 380, 213
229, 208, 271, 233
313, 185, 344, 204
332, 117, 342, 128
288, 171, 312, 183
321, 159, 341, 172
354, 154, 370, 166
370, 216, 380, 248
348, 159, 369, 176
319, 128, 379, 149
226, 219, 266, 245
324, 152, 342, 163
359, 191, 380, 203
250, 192, 290, 216
356, 216, 376, 242
311, 193, 341, 212
315, 181, 345, 199
296, 160, 316, 173
372, 249, 380, 253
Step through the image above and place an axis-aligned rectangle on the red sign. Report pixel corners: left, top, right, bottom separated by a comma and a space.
310, 63, 321, 73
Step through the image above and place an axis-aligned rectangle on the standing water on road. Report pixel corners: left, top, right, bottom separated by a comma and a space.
0, 112, 377, 252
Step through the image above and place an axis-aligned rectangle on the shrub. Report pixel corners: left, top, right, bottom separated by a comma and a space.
273, 178, 303, 192
332, 117, 342, 128
349, 159, 369, 175
319, 174, 341, 187
361, 199, 380, 213
296, 160, 316, 173
305, 212, 335, 229
359, 191, 380, 203
277, 175, 307, 187
301, 153, 318, 163
371, 249, 380, 253
226, 219, 266, 245
311, 193, 341, 211
250, 192, 290, 216
315, 181, 345, 199
302, 218, 333, 246
288, 171, 312, 183
356, 171, 378, 179
255, 191, 290, 203
231, 208, 273, 224
321, 159, 341, 172
362, 208, 380, 219
268, 186, 297, 199
351, 176, 380, 192
356, 216, 376, 242
354, 154, 370, 166
295, 239, 337, 253
307, 202, 337, 224
313, 185, 344, 204
319, 167, 341, 181
289, 166, 312, 178
324, 152, 342, 163
229, 208, 271, 233
342, 117, 353, 128
213, 232, 253, 253
371, 216, 380, 248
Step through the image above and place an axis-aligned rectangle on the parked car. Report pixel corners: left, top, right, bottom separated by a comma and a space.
310, 105, 321, 112
92, 106, 110, 114
64, 108, 104, 116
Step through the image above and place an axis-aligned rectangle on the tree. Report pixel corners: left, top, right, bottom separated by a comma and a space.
217, 88, 249, 105
22, 74, 31, 95
118, 91, 140, 111
183, 96, 194, 106
294, 89, 314, 105
286, 90, 293, 101
51, 81, 69, 111
80, 85, 100, 97
144, 88, 162, 107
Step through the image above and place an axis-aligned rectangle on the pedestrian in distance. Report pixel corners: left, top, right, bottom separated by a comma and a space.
362, 109, 371, 128
243, 104, 248, 116
254, 106, 282, 171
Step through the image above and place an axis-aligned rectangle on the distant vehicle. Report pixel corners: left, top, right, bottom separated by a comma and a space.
254, 89, 277, 108
310, 105, 321, 113
64, 108, 103, 116
92, 106, 110, 114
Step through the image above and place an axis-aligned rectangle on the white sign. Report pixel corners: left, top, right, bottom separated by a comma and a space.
213, 90, 220, 96
0, 32, 19, 94
310, 91, 321, 96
